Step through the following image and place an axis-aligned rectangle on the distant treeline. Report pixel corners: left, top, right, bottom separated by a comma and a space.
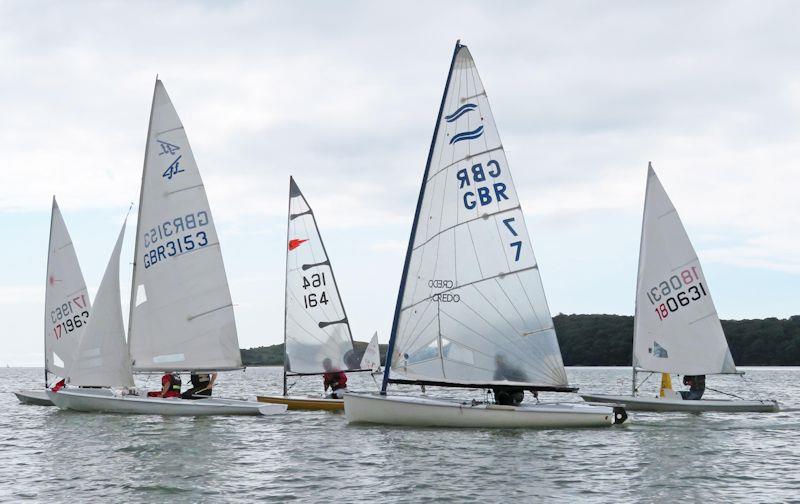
241, 314, 800, 367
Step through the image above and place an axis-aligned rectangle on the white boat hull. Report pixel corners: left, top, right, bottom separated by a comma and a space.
580, 393, 780, 413
344, 393, 626, 428
47, 389, 287, 416
14, 389, 55, 406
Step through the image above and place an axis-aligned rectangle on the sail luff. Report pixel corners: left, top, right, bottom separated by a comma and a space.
43, 197, 56, 385
127, 78, 158, 354
380, 40, 463, 394
282, 178, 293, 395
632, 162, 653, 371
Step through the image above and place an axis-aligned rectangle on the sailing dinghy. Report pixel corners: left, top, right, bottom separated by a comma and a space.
344, 41, 626, 428
48, 80, 286, 416
580, 164, 779, 413
15, 198, 91, 406
258, 177, 372, 411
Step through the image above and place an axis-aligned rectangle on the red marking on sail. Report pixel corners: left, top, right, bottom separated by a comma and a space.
288, 239, 308, 251
48, 275, 56, 285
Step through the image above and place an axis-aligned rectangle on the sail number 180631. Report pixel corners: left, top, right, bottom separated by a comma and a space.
645, 267, 709, 321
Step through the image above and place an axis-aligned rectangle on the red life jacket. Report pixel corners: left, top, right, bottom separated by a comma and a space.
323, 371, 347, 390
51, 379, 66, 392
161, 373, 182, 398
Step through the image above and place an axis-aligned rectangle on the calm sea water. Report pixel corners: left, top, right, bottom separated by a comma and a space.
0, 366, 798, 503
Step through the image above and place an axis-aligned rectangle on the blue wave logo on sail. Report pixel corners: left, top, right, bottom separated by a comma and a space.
449, 126, 484, 145
445, 103, 478, 122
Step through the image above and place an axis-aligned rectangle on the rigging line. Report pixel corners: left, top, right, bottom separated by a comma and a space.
400, 265, 540, 313
466, 283, 562, 380
439, 309, 554, 383
634, 371, 654, 392
449, 291, 551, 378
398, 296, 436, 350
398, 306, 442, 359
413, 205, 522, 252
488, 277, 559, 378
705, 385, 748, 401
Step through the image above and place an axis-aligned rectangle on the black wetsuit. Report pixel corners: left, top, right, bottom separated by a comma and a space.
181, 373, 212, 399
680, 375, 706, 400
492, 359, 528, 406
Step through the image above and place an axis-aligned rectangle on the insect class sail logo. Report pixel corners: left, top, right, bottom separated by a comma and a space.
157, 139, 184, 180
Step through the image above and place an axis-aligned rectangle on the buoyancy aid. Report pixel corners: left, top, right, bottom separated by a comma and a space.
161, 373, 181, 397
323, 370, 347, 390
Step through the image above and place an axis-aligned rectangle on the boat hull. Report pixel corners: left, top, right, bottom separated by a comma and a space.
580, 393, 780, 412
257, 395, 343, 411
47, 389, 287, 416
14, 389, 55, 406
344, 393, 625, 428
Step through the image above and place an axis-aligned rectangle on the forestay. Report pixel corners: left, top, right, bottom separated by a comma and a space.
360, 332, 381, 372
386, 43, 569, 390
632, 164, 736, 375
67, 219, 134, 388
128, 80, 242, 372
284, 177, 358, 374
45, 198, 92, 380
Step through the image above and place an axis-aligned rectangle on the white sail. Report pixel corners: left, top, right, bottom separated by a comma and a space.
128, 80, 242, 371
44, 197, 91, 380
360, 332, 381, 372
632, 164, 736, 375
387, 43, 569, 389
284, 177, 359, 374
66, 219, 134, 388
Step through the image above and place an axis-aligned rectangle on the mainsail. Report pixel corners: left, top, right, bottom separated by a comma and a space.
44, 197, 91, 381
66, 219, 134, 388
128, 80, 242, 372
284, 177, 359, 374
383, 42, 570, 391
633, 164, 736, 375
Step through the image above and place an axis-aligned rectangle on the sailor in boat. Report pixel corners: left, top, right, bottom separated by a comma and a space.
492, 354, 532, 406
322, 358, 348, 399
181, 372, 217, 399
147, 372, 182, 398
680, 375, 706, 400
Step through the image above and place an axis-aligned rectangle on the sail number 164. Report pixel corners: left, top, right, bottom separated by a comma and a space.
302, 273, 330, 308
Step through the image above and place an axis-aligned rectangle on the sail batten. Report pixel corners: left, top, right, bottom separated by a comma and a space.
384, 42, 569, 391
128, 79, 242, 372
632, 164, 736, 375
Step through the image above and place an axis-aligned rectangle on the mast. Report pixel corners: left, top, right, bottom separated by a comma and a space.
43, 196, 56, 388
127, 78, 158, 353
631, 162, 653, 397
381, 40, 462, 394
283, 177, 292, 396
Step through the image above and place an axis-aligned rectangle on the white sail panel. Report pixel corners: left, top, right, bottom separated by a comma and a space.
67, 220, 134, 388
284, 177, 358, 374
128, 80, 241, 371
44, 198, 91, 379
633, 165, 736, 375
389, 44, 569, 388
360, 332, 381, 372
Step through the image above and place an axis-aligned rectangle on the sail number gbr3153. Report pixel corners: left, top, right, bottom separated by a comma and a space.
302, 272, 329, 308
646, 267, 708, 321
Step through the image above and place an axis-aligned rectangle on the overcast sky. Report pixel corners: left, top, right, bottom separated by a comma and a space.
1, 1, 798, 365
